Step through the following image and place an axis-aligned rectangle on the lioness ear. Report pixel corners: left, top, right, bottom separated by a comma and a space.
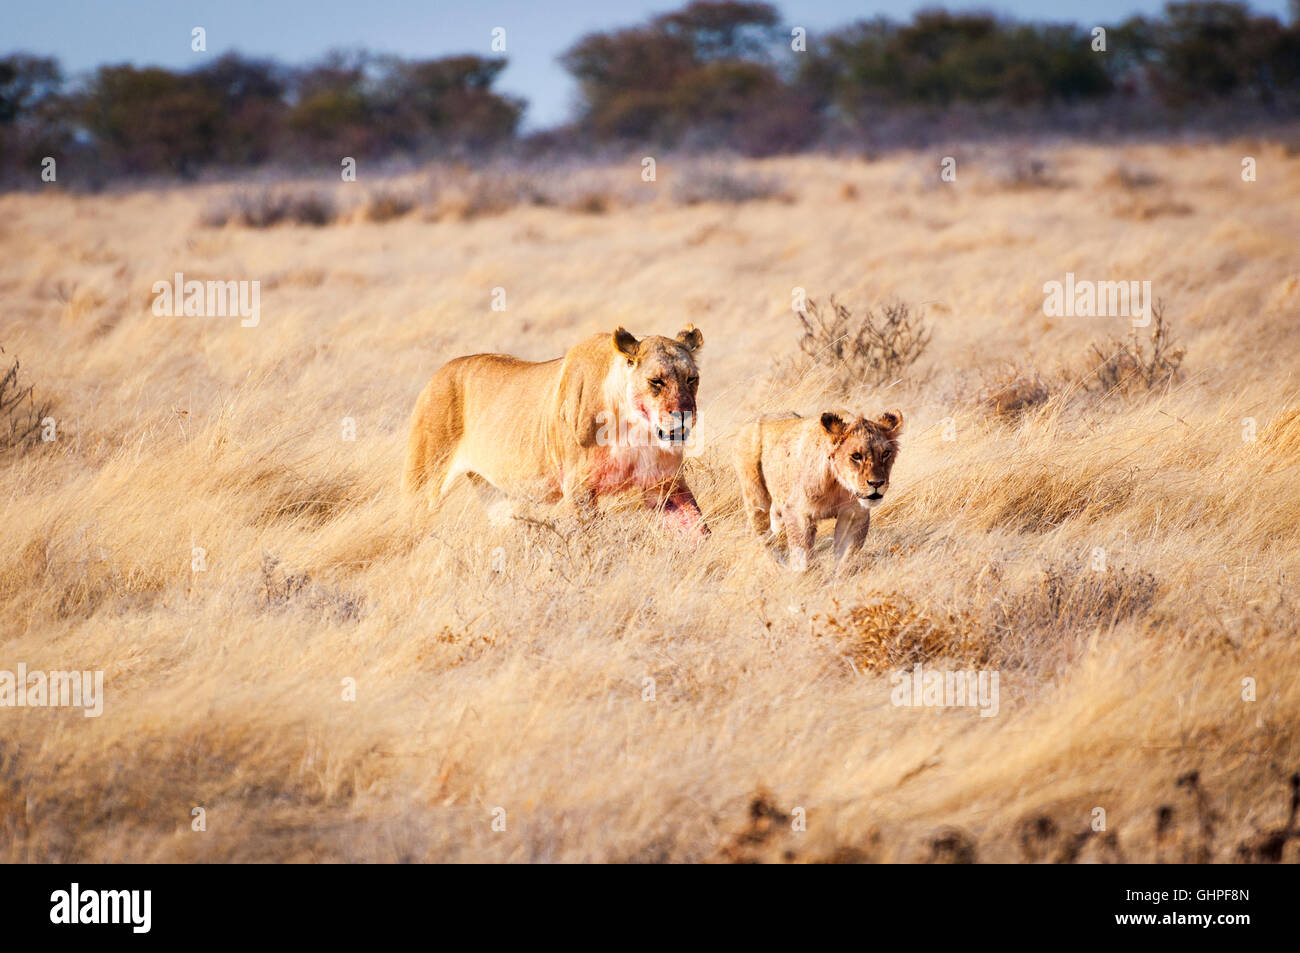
612, 327, 640, 361
877, 409, 904, 436
676, 324, 703, 352
820, 412, 847, 440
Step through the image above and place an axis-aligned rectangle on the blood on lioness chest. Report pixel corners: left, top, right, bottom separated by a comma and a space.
588, 442, 680, 493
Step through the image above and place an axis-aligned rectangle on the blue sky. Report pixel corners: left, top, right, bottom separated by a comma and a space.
5, 0, 1293, 129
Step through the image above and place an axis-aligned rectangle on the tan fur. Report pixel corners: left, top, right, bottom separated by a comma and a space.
733, 409, 903, 570
404, 326, 708, 541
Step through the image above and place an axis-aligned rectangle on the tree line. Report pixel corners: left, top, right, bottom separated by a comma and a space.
2, 1, 1298, 185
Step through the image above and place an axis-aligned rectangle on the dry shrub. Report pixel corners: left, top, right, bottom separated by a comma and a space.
0, 350, 51, 455
427, 169, 553, 221
995, 565, 1160, 636
807, 566, 1159, 684
926, 828, 979, 863
715, 789, 875, 864
1111, 197, 1195, 220
1015, 810, 1125, 863
715, 789, 798, 863
24, 529, 171, 620
201, 188, 338, 228
414, 625, 498, 672
672, 165, 791, 205
1105, 163, 1162, 190
795, 296, 931, 389
977, 364, 1053, 419
260, 553, 361, 623
420, 161, 651, 219
991, 152, 1063, 189
814, 594, 987, 673
1235, 773, 1300, 864
1081, 303, 1185, 395
565, 191, 610, 215
361, 189, 416, 223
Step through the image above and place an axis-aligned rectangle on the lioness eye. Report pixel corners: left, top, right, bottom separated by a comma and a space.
687, 376, 699, 388
850, 452, 863, 463
648, 378, 665, 389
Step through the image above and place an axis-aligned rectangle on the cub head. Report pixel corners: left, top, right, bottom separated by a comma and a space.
820, 409, 904, 508
612, 325, 703, 448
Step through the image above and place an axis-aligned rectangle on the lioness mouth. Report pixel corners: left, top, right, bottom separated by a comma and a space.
657, 428, 689, 443
859, 491, 883, 501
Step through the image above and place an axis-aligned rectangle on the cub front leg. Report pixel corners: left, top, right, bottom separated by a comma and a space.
739, 489, 772, 537
832, 506, 871, 572
782, 509, 816, 571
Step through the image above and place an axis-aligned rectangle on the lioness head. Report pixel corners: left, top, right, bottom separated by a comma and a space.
611, 325, 703, 448
820, 409, 904, 508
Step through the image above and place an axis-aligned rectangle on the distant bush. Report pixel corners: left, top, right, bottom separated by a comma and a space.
990, 151, 1064, 189
671, 164, 791, 204
360, 189, 416, 223
1106, 163, 1163, 190
1082, 303, 1185, 394
425, 168, 551, 220
260, 553, 361, 623
794, 296, 932, 389
815, 593, 987, 673
0, 349, 51, 455
978, 364, 1054, 419
201, 188, 338, 228
565, 191, 611, 214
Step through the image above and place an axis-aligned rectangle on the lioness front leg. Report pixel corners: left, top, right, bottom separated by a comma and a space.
832, 506, 871, 572
782, 510, 816, 572
645, 478, 710, 543
561, 466, 600, 523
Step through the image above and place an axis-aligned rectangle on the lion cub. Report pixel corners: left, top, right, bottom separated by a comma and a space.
733, 410, 903, 571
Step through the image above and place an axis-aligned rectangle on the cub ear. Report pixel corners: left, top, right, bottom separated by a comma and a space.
612, 327, 640, 360
676, 324, 703, 352
877, 408, 904, 436
820, 412, 848, 440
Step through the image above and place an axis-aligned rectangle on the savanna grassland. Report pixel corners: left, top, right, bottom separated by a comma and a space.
2, 138, 1299, 862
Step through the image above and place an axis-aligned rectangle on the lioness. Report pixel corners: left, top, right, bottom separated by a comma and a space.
733, 410, 903, 570
403, 326, 709, 541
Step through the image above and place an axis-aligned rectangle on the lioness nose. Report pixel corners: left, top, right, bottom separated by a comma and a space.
868, 479, 885, 488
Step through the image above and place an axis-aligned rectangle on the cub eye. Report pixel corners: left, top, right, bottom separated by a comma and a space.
850, 452, 864, 464
648, 378, 666, 390
687, 376, 699, 388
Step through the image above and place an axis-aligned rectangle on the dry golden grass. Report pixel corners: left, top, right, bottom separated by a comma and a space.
2, 139, 1299, 862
